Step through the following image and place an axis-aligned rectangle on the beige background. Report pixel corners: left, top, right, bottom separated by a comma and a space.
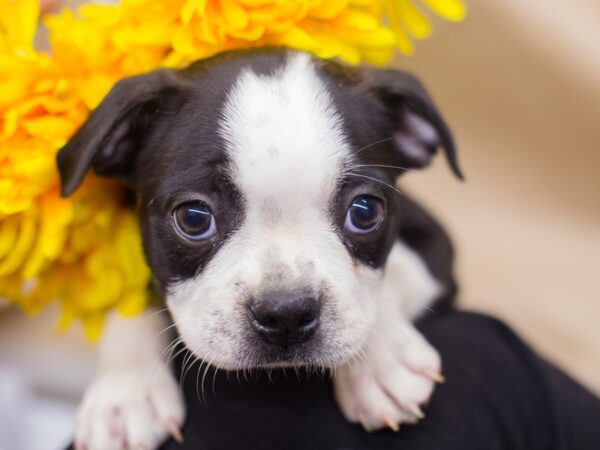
398, 0, 600, 392
0, 2, 599, 448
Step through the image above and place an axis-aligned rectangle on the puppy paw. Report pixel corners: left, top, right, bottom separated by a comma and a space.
75, 364, 185, 450
333, 323, 442, 432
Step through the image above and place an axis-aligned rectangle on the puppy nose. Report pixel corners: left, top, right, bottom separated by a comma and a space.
248, 292, 320, 347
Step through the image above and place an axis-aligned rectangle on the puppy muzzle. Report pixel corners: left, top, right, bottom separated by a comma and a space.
246, 291, 321, 349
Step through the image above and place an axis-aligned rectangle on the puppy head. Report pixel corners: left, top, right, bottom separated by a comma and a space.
58, 49, 460, 369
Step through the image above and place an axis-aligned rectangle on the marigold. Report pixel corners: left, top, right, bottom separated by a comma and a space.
0, 0, 465, 339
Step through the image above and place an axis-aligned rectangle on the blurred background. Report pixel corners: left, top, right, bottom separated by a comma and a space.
1, 1, 599, 449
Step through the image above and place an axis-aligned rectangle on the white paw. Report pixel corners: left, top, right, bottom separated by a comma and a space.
75, 364, 185, 450
333, 323, 442, 432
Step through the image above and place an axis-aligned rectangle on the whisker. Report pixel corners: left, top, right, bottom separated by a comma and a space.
185, 353, 200, 382
149, 336, 184, 384
141, 307, 169, 326
351, 163, 415, 173
179, 350, 194, 388
200, 358, 213, 402
347, 172, 405, 197
196, 360, 206, 403
212, 362, 219, 396
184, 357, 200, 388
353, 136, 394, 156
138, 307, 169, 339
159, 336, 181, 362
166, 340, 187, 367
153, 323, 178, 344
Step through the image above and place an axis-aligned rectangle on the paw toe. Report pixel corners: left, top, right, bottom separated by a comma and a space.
380, 365, 435, 412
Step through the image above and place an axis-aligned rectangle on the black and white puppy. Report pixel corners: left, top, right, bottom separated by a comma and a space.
58, 48, 461, 450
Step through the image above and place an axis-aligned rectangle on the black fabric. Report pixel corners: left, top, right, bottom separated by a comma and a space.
67, 311, 600, 450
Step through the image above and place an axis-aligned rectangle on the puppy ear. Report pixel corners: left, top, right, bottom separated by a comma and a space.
363, 67, 463, 179
57, 69, 186, 196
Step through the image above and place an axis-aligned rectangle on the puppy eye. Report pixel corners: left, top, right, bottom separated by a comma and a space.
344, 196, 384, 234
173, 201, 217, 240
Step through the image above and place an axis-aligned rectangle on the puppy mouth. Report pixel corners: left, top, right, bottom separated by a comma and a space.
186, 331, 354, 371
237, 327, 327, 368
178, 330, 360, 373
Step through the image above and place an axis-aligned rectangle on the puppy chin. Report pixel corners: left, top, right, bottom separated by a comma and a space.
244, 342, 362, 370
181, 326, 370, 372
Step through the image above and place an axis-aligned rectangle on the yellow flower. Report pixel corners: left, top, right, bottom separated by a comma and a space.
0, 0, 466, 339
0, 0, 39, 56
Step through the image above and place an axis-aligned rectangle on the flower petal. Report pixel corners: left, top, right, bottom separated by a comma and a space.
421, 0, 467, 22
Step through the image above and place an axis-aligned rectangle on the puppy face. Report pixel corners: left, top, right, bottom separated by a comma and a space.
58, 49, 459, 369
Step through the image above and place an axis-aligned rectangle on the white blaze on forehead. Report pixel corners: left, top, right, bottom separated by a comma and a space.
219, 52, 351, 221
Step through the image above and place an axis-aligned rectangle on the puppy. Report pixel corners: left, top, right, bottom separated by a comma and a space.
57, 48, 461, 450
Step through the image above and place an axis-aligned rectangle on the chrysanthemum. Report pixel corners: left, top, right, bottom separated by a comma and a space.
0, 0, 465, 338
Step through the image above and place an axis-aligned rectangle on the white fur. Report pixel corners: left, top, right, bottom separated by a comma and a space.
222, 52, 351, 212
75, 309, 184, 450
395, 242, 442, 320
334, 242, 442, 431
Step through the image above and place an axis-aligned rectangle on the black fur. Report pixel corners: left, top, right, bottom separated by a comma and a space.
57, 47, 459, 303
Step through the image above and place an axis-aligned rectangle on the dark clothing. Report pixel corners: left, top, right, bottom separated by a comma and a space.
67, 310, 600, 450
159, 311, 600, 450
